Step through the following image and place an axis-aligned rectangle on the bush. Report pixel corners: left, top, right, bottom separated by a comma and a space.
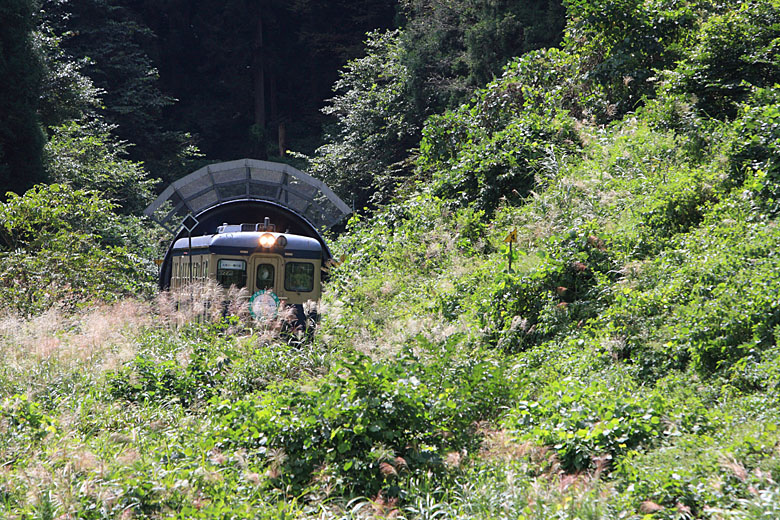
730, 87, 780, 214
603, 205, 780, 377
504, 379, 667, 471
0, 184, 155, 315
478, 223, 617, 351
211, 340, 513, 496
417, 52, 581, 214
673, 1, 780, 120
0, 393, 57, 444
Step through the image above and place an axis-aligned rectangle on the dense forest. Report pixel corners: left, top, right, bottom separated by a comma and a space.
2, 0, 780, 517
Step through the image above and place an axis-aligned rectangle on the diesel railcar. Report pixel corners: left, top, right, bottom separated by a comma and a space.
170, 220, 322, 320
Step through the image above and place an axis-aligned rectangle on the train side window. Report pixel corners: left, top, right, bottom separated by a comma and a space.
284, 262, 314, 292
217, 259, 247, 288
256, 263, 275, 290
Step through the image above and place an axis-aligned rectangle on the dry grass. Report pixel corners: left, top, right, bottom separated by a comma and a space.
157, 279, 303, 336
0, 300, 152, 385
0, 279, 299, 396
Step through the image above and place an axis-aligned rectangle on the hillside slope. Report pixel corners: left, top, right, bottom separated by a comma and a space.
1, 0, 780, 518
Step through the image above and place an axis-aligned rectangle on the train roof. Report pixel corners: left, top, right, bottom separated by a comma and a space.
172, 230, 322, 259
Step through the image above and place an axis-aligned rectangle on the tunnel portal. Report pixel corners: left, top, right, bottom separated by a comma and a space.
144, 159, 351, 288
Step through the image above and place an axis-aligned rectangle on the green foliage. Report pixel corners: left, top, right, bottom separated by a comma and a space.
563, 0, 706, 120
504, 379, 667, 471
212, 340, 512, 496
41, 0, 185, 177
0, 184, 155, 315
45, 118, 157, 215
310, 30, 421, 208
107, 348, 229, 407
106, 322, 327, 406
418, 53, 581, 213
33, 29, 101, 129
400, 0, 566, 111
601, 202, 780, 378
729, 87, 780, 214
631, 167, 720, 257
476, 224, 617, 351
0, 394, 57, 443
4, 0, 780, 517
672, 0, 780, 120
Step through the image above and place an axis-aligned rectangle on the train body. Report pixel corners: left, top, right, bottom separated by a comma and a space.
170, 221, 322, 319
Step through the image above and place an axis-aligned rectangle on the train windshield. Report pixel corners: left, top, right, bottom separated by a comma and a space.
217, 259, 247, 288
285, 262, 314, 292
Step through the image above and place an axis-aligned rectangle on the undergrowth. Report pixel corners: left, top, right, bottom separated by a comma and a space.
3, 1, 780, 517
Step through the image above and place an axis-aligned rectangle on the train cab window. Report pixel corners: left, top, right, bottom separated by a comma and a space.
256, 263, 275, 290
284, 262, 314, 292
217, 259, 247, 288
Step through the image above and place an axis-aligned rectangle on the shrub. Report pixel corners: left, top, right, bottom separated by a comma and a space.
478, 223, 618, 352
673, 1, 780, 120
417, 52, 581, 214
603, 205, 780, 377
211, 341, 513, 496
630, 167, 720, 257
0, 394, 57, 444
729, 87, 780, 214
504, 379, 667, 471
0, 184, 155, 315
308, 30, 420, 208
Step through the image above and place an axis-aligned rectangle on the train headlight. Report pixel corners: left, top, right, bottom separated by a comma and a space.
259, 233, 276, 248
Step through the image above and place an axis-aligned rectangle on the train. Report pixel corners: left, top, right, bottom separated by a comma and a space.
146, 159, 353, 324
170, 218, 323, 322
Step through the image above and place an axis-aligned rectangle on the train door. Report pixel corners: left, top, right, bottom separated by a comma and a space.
251, 256, 281, 296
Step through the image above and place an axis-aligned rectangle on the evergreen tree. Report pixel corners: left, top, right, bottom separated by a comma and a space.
135, 0, 398, 165
400, 0, 566, 113
0, 0, 46, 196
42, 0, 195, 183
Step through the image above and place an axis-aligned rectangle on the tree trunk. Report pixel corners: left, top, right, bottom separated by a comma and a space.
252, 2, 266, 158
278, 121, 287, 157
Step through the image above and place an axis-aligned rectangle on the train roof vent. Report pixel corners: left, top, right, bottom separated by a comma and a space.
216, 224, 242, 234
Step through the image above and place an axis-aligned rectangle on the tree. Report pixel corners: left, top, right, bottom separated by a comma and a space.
0, 0, 46, 196
41, 0, 196, 183
0, 184, 157, 315
34, 29, 102, 129
45, 118, 156, 215
400, 0, 567, 113
133, 0, 398, 165
309, 30, 421, 208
